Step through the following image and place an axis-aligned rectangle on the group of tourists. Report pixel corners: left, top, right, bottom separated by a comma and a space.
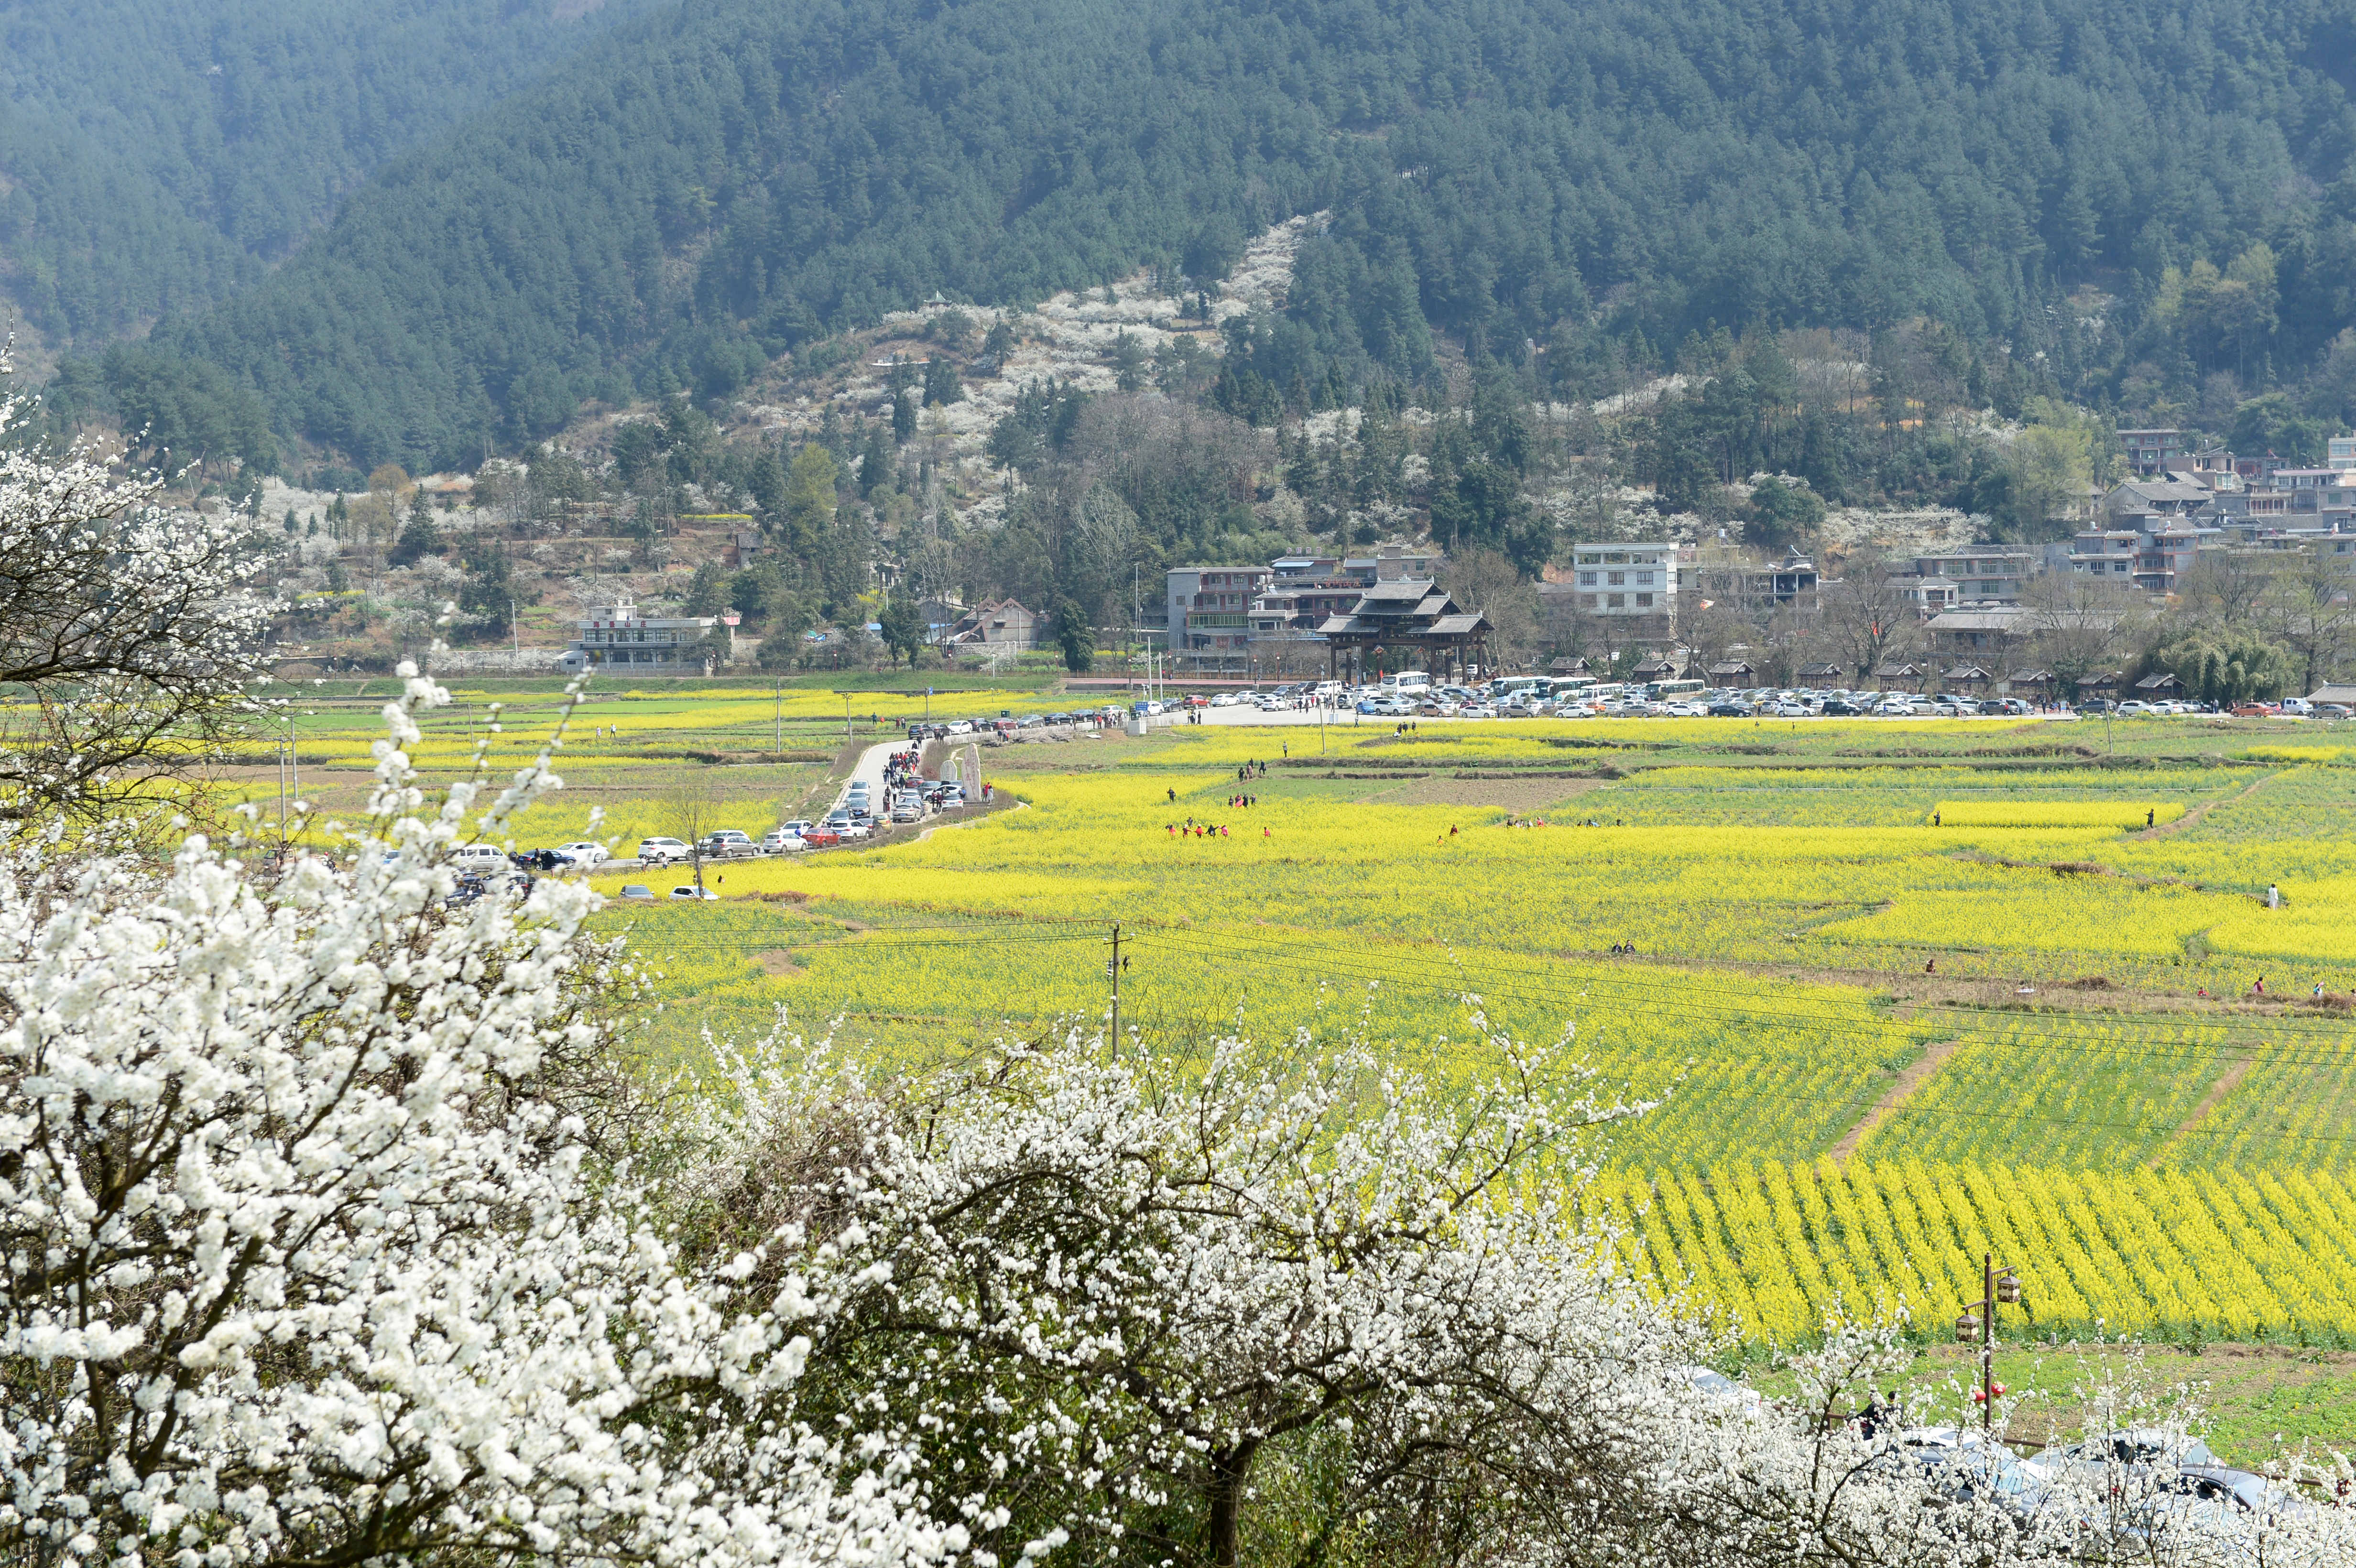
1166, 817, 1273, 840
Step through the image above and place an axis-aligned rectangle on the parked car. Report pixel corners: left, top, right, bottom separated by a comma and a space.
669, 885, 720, 901
758, 828, 805, 854
618, 883, 656, 900
1209, 693, 1240, 708
553, 840, 611, 865
698, 830, 758, 859
2319, 703, 2352, 719
636, 836, 691, 865
451, 843, 512, 873
1707, 701, 1751, 717
1870, 1428, 2046, 1524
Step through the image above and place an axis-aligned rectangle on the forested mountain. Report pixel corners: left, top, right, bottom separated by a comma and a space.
55, 0, 2356, 471
0, 0, 651, 346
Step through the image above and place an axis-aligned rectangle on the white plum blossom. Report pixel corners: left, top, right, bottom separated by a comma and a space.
0, 352, 276, 818
0, 671, 941, 1568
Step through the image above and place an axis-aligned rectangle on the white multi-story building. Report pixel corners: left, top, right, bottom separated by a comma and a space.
557, 592, 735, 675
1565, 542, 1677, 619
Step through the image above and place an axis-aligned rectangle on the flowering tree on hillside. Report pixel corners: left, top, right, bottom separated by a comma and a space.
0, 354, 277, 819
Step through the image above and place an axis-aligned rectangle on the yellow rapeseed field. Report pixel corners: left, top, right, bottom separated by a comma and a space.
353, 693, 2356, 1347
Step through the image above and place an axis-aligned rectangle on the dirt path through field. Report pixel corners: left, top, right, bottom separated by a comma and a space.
2131, 768, 2280, 840
1827, 1036, 1962, 1161
2152, 1053, 2258, 1164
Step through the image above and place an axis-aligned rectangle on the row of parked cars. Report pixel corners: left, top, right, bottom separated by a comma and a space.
1866, 1424, 2315, 1545
907, 709, 1122, 742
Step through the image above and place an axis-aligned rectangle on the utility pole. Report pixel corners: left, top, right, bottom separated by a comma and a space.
510, 598, 520, 661
775, 680, 784, 759
1107, 922, 1125, 1040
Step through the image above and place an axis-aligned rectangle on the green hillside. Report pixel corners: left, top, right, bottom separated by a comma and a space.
59, 0, 2356, 470
0, 0, 652, 345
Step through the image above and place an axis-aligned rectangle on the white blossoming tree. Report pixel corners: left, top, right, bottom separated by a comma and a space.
681, 1023, 1914, 1568
0, 353, 274, 819
0, 673, 944, 1568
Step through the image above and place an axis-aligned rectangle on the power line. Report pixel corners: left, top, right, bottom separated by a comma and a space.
619, 912, 2356, 1075
1145, 926, 2356, 1070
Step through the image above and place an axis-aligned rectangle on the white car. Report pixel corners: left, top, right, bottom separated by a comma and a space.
1209, 692, 1240, 708
758, 828, 805, 854
554, 840, 610, 866
669, 885, 720, 901
452, 844, 511, 871
636, 836, 691, 865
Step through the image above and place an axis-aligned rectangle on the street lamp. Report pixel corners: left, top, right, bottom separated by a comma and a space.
1954, 1252, 2027, 1432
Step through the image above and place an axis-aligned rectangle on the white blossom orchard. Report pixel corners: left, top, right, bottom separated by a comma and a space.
0, 671, 946, 1568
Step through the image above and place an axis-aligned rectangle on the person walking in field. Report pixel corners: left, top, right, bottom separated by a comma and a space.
1168, 787, 1177, 804
2147, 807, 2155, 828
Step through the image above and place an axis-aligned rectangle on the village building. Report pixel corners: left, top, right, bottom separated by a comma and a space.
557, 591, 735, 675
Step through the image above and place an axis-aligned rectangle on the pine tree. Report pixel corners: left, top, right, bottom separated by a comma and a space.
859, 423, 895, 499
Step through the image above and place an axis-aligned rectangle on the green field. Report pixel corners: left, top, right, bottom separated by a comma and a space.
238, 688, 2356, 1453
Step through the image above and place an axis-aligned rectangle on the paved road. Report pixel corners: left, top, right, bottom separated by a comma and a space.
831, 740, 903, 815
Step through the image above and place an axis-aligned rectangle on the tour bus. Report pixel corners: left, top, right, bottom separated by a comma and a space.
1493, 675, 1549, 701
1647, 678, 1705, 701
1377, 670, 1434, 697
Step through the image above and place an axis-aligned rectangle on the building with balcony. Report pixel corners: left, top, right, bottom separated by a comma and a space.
1681, 549, 1820, 614
2119, 429, 2188, 476
1899, 549, 2037, 610
557, 592, 735, 675
1166, 566, 1275, 662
